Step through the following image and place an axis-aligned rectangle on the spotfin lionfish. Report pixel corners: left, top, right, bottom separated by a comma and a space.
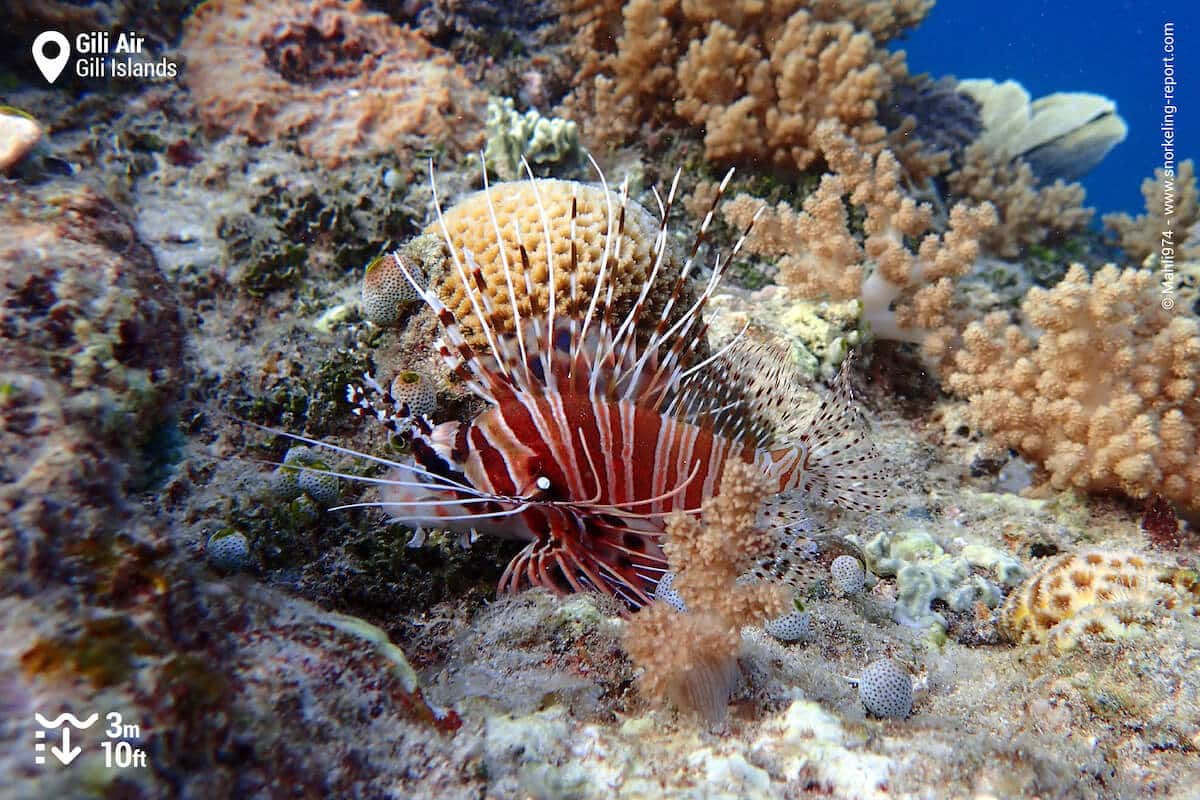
272, 159, 886, 609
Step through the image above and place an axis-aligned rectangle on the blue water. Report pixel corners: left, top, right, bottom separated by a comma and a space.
898, 3, 1196, 216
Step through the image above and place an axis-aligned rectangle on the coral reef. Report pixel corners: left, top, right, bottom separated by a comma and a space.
561, 0, 923, 173
1105, 159, 1198, 264
0, 175, 464, 799
704, 286, 862, 381
948, 265, 1200, 511
0, 182, 184, 488
421, 177, 696, 350
720, 122, 996, 368
1000, 550, 1200, 654
424, 591, 630, 718
623, 460, 790, 724
5, 0, 1200, 795
484, 97, 580, 180
135, 134, 421, 303
181, 0, 486, 167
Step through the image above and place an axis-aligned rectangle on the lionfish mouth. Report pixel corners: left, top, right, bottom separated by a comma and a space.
248, 154, 886, 609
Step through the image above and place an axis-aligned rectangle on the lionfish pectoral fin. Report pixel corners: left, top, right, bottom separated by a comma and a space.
497, 524, 667, 610
673, 324, 820, 451
498, 539, 601, 600
772, 351, 889, 513
346, 375, 432, 439
757, 491, 816, 543
749, 534, 866, 593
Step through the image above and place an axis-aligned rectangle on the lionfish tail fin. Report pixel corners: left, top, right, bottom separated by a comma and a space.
772, 351, 889, 513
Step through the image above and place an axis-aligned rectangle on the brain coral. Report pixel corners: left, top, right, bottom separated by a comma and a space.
423, 179, 696, 350
181, 0, 485, 167
1000, 551, 1200, 651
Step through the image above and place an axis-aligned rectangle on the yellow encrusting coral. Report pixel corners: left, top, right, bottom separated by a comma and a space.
1000, 551, 1200, 653
424, 179, 694, 350
948, 264, 1200, 510
622, 460, 790, 724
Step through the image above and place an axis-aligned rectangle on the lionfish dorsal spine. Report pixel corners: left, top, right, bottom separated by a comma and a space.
575, 153, 618, 352
516, 160, 564, 395
430, 163, 509, 386
606, 168, 679, 371
479, 163, 535, 390
630, 168, 766, 411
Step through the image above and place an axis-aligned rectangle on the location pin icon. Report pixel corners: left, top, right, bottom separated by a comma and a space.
32, 31, 71, 84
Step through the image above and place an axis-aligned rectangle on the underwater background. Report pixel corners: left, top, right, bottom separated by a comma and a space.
0, 1, 1197, 798
902, 0, 1195, 215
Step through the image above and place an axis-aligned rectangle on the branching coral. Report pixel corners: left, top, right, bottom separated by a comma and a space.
1104, 160, 1198, 264
181, 0, 485, 167
947, 142, 1093, 260
948, 265, 1200, 511
483, 98, 580, 180
561, 0, 924, 173
804, 0, 933, 39
720, 123, 996, 368
622, 460, 790, 724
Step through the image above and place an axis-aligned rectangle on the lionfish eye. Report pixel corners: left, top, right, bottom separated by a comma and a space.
535, 476, 552, 491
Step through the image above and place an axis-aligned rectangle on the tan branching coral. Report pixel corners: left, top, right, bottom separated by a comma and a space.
805, 0, 933, 40
181, 0, 485, 167
948, 265, 1200, 511
947, 143, 1093, 259
623, 460, 790, 724
561, 0, 921, 173
1104, 160, 1198, 264
721, 123, 996, 367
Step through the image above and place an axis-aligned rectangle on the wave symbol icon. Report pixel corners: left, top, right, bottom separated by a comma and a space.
34, 713, 99, 729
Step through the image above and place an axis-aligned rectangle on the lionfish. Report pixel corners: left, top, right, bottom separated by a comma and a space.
280, 160, 886, 609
